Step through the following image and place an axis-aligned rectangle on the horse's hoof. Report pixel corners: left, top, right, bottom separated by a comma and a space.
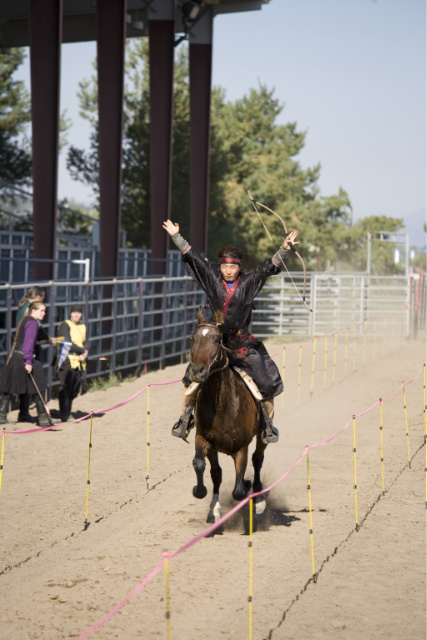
255, 497, 266, 515
193, 486, 207, 500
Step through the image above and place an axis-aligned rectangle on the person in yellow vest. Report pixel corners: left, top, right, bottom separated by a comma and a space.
55, 304, 89, 422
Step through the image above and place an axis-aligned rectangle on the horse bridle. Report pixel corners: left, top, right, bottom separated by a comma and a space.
193, 323, 229, 378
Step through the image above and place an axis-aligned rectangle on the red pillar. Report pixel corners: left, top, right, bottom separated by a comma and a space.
29, 0, 62, 281
189, 42, 212, 255
96, 0, 126, 279
149, 19, 175, 276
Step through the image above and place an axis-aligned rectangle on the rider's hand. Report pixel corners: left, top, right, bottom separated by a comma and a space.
25, 363, 32, 373
162, 220, 180, 236
283, 230, 299, 250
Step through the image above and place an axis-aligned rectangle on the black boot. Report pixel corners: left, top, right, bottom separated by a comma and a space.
260, 401, 279, 444
172, 397, 196, 441
34, 396, 61, 427
59, 391, 72, 422
0, 394, 10, 425
17, 394, 38, 424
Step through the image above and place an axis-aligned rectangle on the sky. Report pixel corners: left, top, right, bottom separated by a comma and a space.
15, 0, 426, 246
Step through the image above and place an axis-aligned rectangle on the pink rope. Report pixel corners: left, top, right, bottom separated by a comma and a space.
74, 360, 424, 639
2, 379, 182, 435
74, 448, 309, 640
75, 562, 164, 640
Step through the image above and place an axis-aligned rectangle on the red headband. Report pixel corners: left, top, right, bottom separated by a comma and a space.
219, 257, 241, 265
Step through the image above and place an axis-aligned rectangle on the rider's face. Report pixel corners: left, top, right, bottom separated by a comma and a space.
220, 263, 240, 283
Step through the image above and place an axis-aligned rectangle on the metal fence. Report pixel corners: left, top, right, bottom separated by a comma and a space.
0, 233, 187, 282
0, 271, 420, 398
309, 273, 411, 337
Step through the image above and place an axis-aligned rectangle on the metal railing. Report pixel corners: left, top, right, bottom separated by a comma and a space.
0, 272, 419, 399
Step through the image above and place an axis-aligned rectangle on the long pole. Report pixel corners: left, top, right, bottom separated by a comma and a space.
29, 372, 51, 416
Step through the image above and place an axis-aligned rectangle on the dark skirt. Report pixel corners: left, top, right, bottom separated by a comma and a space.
0, 352, 47, 396
183, 341, 283, 400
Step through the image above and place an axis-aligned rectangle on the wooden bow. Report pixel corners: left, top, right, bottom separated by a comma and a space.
247, 188, 312, 312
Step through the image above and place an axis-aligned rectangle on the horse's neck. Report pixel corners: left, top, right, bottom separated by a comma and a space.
203, 366, 235, 399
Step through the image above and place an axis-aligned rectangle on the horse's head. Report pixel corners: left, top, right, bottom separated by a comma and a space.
187, 308, 227, 383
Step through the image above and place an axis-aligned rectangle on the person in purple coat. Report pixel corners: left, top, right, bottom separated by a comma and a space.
0, 301, 60, 427
163, 219, 299, 444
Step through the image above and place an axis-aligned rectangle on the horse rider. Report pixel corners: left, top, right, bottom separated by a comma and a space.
162, 219, 299, 445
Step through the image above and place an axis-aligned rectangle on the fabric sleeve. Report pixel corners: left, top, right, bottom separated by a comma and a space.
272, 246, 290, 267
22, 320, 38, 364
171, 232, 191, 254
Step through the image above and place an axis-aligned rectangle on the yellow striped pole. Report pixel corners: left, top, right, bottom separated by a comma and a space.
332, 334, 338, 384
403, 384, 411, 468
281, 348, 286, 410
353, 416, 359, 531
362, 320, 367, 365
146, 384, 150, 490
0, 428, 5, 496
306, 448, 316, 581
163, 552, 172, 640
248, 497, 253, 640
297, 345, 302, 406
344, 329, 348, 377
310, 337, 317, 396
84, 413, 94, 528
379, 399, 385, 495
323, 336, 328, 389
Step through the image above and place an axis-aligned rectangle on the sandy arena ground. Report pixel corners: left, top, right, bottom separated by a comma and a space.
0, 334, 425, 640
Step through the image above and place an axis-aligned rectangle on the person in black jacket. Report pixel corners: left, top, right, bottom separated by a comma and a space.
54, 304, 89, 422
163, 219, 299, 444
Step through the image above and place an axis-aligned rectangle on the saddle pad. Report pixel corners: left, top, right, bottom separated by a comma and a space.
232, 366, 263, 401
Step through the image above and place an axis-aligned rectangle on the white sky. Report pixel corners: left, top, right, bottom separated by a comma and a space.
15, 0, 426, 244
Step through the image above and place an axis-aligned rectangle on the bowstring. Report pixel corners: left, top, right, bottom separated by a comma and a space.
249, 198, 308, 307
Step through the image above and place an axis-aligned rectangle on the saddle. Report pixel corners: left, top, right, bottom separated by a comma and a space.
184, 367, 263, 402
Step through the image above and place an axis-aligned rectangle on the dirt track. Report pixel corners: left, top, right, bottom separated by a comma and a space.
0, 335, 425, 639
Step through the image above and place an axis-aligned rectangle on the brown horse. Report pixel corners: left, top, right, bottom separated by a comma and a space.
187, 307, 268, 523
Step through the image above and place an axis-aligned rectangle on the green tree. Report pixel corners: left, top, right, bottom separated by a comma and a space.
207, 84, 350, 269
67, 40, 191, 248
0, 49, 32, 186
67, 42, 405, 276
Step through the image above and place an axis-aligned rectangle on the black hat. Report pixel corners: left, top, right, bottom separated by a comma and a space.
217, 246, 244, 265
70, 304, 83, 314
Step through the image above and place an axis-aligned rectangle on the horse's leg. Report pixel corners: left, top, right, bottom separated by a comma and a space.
206, 449, 222, 523
192, 434, 209, 499
252, 433, 268, 515
232, 447, 249, 502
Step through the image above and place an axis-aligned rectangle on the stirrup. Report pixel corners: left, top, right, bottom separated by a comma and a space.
261, 424, 279, 444
260, 402, 279, 444
171, 414, 194, 442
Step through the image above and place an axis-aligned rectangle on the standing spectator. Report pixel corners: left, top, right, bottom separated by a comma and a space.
15, 286, 46, 423
16, 286, 45, 324
54, 304, 89, 422
0, 301, 59, 427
